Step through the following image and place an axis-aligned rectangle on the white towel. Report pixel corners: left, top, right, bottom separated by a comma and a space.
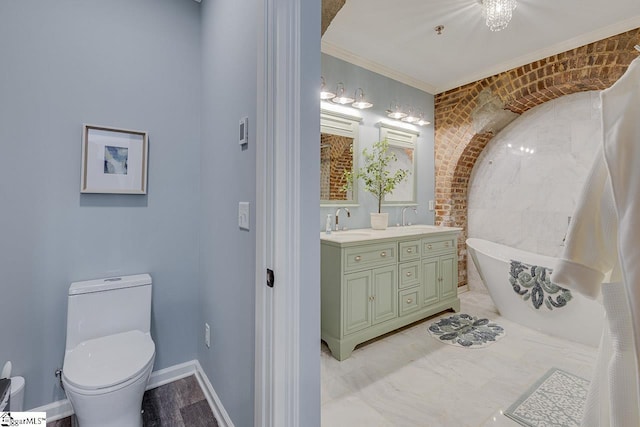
553, 57, 640, 426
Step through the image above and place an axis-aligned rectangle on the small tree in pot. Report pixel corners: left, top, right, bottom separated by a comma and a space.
344, 139, 410, 229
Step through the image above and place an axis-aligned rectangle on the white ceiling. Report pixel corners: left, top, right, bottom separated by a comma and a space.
321, 0, 640, 94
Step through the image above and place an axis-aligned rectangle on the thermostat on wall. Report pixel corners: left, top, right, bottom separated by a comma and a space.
239, 116, 248, 146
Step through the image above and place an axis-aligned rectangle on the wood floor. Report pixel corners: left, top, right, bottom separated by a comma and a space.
47, 375, 218, 427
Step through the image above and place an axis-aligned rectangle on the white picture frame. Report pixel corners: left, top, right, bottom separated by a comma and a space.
81, 124, 148, 194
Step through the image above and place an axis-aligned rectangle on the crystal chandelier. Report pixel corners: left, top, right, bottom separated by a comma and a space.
479, 0, 517, 32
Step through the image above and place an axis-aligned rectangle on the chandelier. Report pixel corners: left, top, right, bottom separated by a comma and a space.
478, 0, 517, 32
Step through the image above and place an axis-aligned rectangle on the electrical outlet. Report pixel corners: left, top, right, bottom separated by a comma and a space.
428, 200, 435, 211
205, 323, 211, 348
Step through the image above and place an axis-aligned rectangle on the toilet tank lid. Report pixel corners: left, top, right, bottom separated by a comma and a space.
69, 274, 152, 296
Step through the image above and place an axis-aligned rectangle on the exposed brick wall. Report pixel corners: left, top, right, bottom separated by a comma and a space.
434, 28, 640, 288
320, 133, 353, 200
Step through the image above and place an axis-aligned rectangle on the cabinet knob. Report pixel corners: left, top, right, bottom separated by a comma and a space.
427, 244, 432, 249
406, 298, 413, 304
406, 272, 412, 277
445, 242, 449, 247
380, 251, 387, 258
406, 248, 413, 253
355, 256, 361, 262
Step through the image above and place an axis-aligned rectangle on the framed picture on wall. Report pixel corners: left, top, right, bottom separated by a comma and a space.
81, 124, 148, 194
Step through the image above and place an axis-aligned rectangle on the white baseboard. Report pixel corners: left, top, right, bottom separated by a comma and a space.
146, 360, 197, 389
458, 284, 470, 293
30, 399, 73, 423
31, 359, 233, 426
194, 360, 235, 427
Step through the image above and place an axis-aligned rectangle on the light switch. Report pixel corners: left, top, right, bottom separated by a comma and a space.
239, 202, 250, 230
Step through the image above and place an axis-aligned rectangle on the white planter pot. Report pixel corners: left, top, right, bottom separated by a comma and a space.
370, 213, 389, 230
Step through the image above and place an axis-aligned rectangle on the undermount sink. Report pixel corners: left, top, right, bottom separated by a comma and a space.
333, 230, 372, 236
403, 225, 440, 231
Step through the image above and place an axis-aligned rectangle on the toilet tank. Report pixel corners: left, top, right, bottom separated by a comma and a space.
66, 274, 152, 350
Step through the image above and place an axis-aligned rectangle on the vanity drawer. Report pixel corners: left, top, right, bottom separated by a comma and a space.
399, 240, 421, 262
344, 243, 396, 272
421, 237, 455, 255
399, 287, 421, 316
398, 261, 420, 289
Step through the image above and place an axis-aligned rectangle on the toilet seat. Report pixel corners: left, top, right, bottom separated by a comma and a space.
63, 330, 155, 391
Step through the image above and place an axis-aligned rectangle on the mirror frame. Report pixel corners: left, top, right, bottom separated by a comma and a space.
378, 122, 419, 206
320, 107, 362, 207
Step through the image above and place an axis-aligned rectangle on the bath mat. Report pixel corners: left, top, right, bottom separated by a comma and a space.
427, 313, 505, 348
504, 368, 589, 427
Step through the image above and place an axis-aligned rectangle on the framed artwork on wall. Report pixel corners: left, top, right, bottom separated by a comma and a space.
81, 124, 148, 194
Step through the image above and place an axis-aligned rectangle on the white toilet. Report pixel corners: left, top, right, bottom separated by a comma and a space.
62, 274, 155, 427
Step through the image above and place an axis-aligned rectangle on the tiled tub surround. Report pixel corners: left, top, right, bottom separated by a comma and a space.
321, 290, 598, 427
467, 91, 601, 292
321, 226, 461, 360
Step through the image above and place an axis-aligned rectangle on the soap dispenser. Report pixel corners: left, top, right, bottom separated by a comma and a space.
325, 213, 332, 234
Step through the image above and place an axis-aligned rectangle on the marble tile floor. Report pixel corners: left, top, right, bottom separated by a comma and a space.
47, 374, 218, 427
321, 290, 598, 427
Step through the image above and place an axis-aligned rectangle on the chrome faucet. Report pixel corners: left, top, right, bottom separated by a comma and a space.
335, 207, 351, 231
401, 206, 417, 226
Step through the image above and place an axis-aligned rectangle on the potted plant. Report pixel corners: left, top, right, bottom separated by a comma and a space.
344, 139, 410, 230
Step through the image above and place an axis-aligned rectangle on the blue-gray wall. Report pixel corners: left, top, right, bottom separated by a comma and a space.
0, 0, 202, 410
197, 1, 321, 424
320, 54, 435, 229
197, 1, 257, 426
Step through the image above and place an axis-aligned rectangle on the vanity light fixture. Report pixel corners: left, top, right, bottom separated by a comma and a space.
416, 113, 431, 127
352, 88, 373, 109
320, 77, 336, 100
477, 0, 517, 32
401, 109, 419, 124
332, 82, 355, 105
386, 102, 407, 120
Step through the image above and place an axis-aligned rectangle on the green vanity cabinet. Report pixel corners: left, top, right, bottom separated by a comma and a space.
321, 227, 461, 360
343, 265, 398, 335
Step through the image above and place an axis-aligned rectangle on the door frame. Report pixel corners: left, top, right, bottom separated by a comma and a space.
255, 0, 306, 425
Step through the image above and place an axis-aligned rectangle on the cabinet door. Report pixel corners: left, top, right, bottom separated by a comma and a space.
343, 271, 372, 335
421, 256, 439, 306
372, 265, 398, 325
439, 253, 458, 300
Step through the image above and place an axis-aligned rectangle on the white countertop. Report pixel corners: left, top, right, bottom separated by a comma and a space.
320, 224, 462, 244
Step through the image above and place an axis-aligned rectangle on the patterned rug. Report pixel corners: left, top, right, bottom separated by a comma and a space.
505, 368, 589, 427
427, 313, 505, 348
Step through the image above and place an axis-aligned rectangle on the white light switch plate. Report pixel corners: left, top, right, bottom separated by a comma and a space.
239, 202, 250, 230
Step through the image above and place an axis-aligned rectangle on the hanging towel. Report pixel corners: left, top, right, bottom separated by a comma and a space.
553, 57, 640, 426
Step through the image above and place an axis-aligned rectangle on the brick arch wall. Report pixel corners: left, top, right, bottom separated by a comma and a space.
434, 28, 640, 288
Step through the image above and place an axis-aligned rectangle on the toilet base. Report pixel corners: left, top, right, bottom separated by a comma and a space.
64, 357, 153, 427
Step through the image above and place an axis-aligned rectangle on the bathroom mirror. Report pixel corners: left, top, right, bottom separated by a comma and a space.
378, 123, 418, 205
320, 109, 362, 206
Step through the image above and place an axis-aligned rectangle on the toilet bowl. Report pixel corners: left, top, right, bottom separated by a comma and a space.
62, 274, 155, 427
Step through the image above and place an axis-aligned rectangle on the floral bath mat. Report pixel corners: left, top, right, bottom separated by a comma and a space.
428, 313, 505, 348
